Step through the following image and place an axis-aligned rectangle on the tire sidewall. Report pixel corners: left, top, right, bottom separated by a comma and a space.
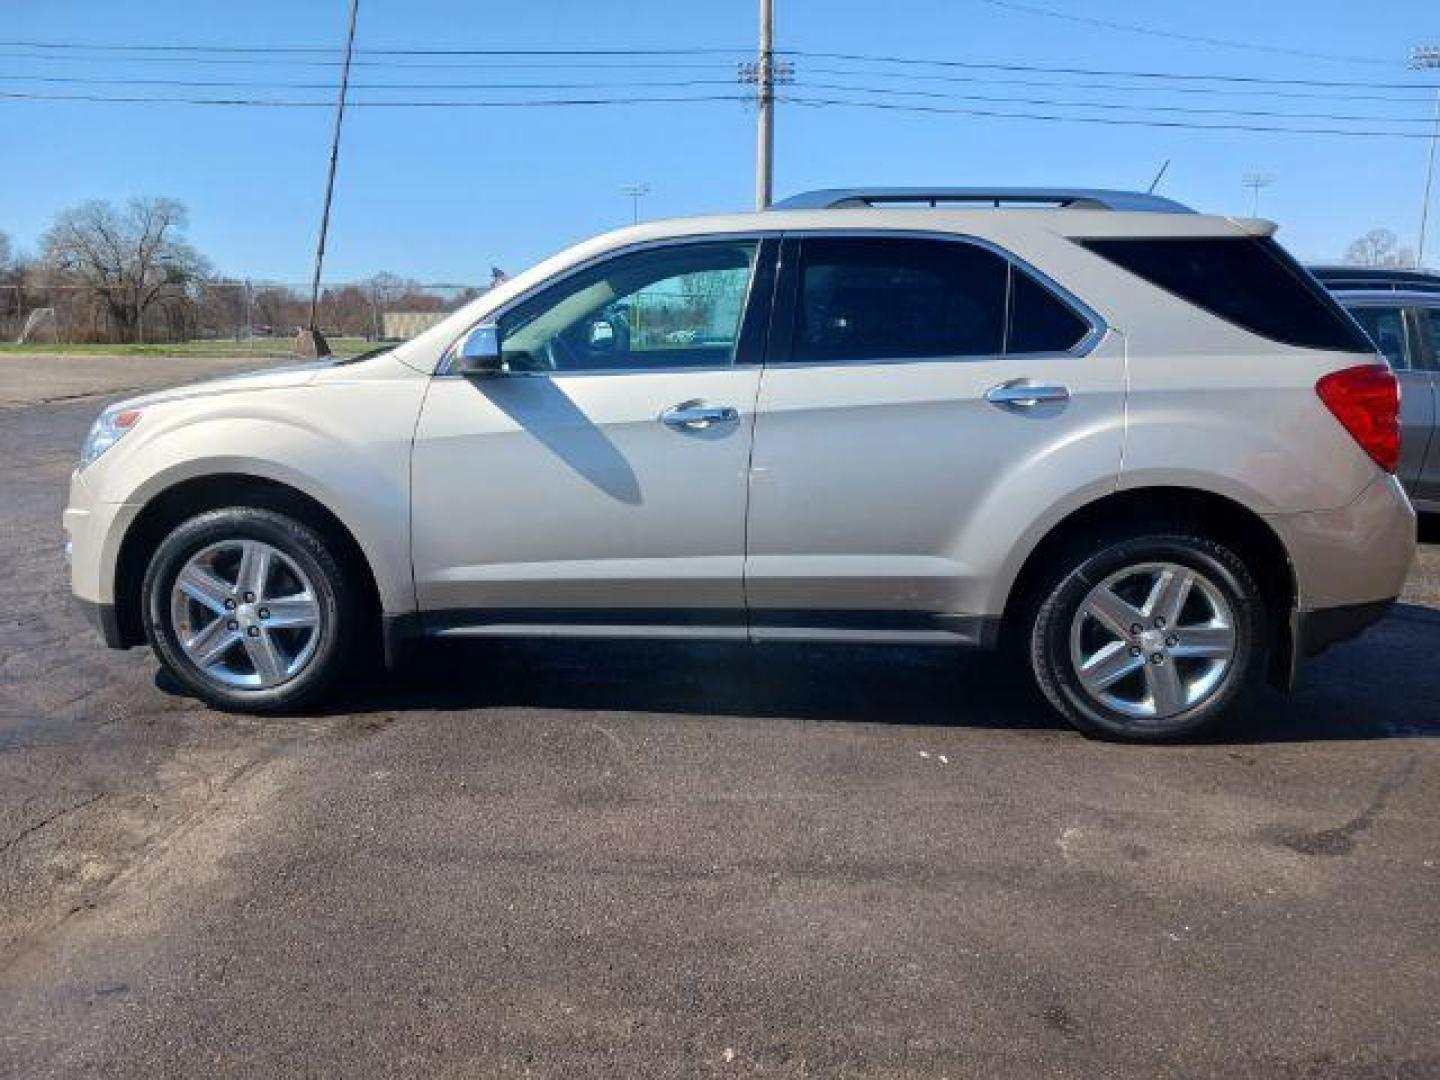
142, 508, 351, 712
1032, 536, 1263, 742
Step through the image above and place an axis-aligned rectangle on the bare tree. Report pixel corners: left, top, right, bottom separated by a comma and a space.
1344, 228, 1417, 269
0, 230, 28, 338
40, 197, 210, 342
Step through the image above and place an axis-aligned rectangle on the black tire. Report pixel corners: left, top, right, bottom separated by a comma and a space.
1029, 533, 1266, 742
141, 507, 356, 713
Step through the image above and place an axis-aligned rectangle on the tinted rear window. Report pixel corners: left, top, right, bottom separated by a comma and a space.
1081, 236, 1373, 353
792, 237, 1008, 363
787, 236, 1091, 364
1008, 268, 1091, 353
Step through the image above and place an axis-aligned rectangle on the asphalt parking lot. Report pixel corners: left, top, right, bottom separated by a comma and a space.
2, 376, 1438, 1078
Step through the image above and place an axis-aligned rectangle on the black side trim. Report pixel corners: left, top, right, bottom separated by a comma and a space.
1294, 600, 1393, 660
416, 607, 1000, 647
423, 608, 749, 633
750, 609, 1000, 646
76, 597, 129, 650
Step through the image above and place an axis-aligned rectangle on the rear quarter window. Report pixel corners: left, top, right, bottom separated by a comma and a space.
1080, 236, 1374, 353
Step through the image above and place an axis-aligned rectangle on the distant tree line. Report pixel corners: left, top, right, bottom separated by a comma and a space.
1343, 228, 1418, 269
0, 197, 492, 344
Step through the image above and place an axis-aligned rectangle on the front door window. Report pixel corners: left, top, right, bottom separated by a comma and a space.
497, 242, 758, 373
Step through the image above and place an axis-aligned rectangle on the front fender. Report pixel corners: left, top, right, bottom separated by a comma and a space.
85, 379, 427, 615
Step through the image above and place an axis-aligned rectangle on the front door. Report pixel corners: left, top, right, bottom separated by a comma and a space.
411, 238, 775, 636
745, 233, 1125, 641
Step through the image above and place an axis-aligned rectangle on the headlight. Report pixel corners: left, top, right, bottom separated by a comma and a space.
80, 407, 142, 468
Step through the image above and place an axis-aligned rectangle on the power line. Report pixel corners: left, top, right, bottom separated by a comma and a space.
0, 89, 751, 108
796, 80, 1439, 125
783, 95, 1440, 139
2, 39, 1437, 92
785, 50, 1440, 91
4, 65, 1433, 108
0, 73, 749, 92
966, 0, 1390, 66
0, 40, 751, 56
4, 84, 1432, 138
801, 64, 1439, 105
0, 51, 737, 71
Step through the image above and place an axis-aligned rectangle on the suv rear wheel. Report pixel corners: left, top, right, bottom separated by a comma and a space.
141, 507, 355, 712
1029, 534, 1265, 741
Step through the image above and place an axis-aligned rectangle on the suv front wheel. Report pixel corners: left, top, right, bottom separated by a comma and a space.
1029, 533, 1265, 741
141, 507, 356, 712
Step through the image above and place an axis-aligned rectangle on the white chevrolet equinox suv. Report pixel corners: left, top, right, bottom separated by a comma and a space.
64, 187, 1416, 741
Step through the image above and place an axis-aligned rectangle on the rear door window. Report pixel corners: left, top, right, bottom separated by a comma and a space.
791, 237, 1006, 363
1007, 268, 1092, 354
1081, 236, 1374, 353
1346, 306, 1410, 370
1417, 307, 1440, 370
785, 236, 1091, 364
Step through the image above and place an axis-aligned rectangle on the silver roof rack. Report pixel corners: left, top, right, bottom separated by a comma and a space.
769, 187, 1194, 214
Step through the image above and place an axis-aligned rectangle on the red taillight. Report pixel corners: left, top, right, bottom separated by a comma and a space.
1315, 364, 1401, 473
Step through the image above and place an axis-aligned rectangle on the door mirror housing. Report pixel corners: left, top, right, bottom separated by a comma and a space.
455, 324, 505, 375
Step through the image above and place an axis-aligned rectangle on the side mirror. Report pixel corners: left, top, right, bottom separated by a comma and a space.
455, 324, 505, 376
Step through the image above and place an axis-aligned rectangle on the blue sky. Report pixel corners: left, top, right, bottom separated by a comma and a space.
1, 0, 1436, 284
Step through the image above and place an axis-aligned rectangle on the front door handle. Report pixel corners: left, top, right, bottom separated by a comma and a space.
660, 401, 740, 430
984, 380, 1071, 408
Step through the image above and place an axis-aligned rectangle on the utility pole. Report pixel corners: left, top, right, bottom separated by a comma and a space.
299, 0, 359, 359
755, 0, 774, 210
1410, 45, 1440, 269
1241, 171, 1275, 218
738, 2, 792, 210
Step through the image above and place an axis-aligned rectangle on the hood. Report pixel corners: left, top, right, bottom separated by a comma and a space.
111, 361, 332, 412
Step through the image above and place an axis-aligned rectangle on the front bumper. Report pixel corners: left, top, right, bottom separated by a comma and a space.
76, 596, 128, 648
63, 468, 141, 649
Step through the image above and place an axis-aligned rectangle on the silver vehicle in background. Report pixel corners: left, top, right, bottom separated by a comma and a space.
65, 188, 1415, 742
1312, 265, 1440, 514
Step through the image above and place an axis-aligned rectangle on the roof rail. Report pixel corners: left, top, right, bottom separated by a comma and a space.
1307, 265, 1440, 294
769, 187, 1194, 214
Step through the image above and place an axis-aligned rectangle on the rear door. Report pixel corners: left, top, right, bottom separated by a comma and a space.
1345, 302, 1435, 492
744, 233, 1124, 641
1411, 305, 1440, 507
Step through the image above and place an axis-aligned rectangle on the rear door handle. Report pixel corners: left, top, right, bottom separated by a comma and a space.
984, 380, 1071, 408
660, 401, 740, 430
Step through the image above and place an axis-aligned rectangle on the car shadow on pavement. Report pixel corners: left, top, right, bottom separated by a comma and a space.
336, 638, 1065, 732
225, 601, 1439, 742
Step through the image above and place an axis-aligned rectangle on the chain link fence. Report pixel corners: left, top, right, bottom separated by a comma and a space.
0, 279, 485, 357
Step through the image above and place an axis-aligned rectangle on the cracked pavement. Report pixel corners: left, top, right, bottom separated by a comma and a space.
1, 385, 1438, 1078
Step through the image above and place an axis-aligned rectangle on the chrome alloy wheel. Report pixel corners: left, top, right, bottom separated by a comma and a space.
169, 539, 321, 690
1068, 561, 1237, 721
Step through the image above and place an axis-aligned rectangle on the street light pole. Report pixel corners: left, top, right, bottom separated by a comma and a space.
1411, 46, 1440, 269
620, 182, 651, 224
1241, 172, 1275, 218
